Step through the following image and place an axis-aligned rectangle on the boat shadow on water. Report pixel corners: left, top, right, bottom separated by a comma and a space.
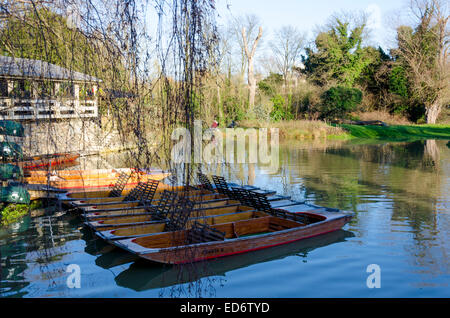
112, 229, 355, 292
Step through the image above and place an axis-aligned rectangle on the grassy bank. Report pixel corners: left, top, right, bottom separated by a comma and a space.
238, 120, 450, 141
239, 119, 348, 140
339, 124, 450, 141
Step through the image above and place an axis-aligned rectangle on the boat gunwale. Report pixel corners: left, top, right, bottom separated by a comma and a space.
85, 206, 260, 229
83, 200, 244, 220
76, 192, 230, 212
95, 210, 270, 241
113, 211, 353, 260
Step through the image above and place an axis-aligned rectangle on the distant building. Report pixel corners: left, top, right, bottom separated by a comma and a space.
0, 55, 100, 120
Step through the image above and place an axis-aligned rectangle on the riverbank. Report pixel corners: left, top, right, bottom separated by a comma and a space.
338, 124, 450, 141
239, 120, 450, 141
239, 120, 347, 140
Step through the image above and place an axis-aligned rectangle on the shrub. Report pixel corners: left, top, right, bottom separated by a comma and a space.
320, 86, 363, 119
270, 94, 293, 122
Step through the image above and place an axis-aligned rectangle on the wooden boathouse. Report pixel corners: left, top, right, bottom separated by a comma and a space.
0, 55, 116, 156
0, 55, 100, 120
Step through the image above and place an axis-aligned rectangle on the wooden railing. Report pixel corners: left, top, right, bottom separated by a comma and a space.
0, 98, 98, 120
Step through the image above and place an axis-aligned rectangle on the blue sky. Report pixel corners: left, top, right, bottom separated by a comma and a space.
215, 0, 409, 50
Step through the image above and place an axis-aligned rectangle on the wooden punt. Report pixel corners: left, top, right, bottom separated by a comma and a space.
83, 198, 240, 219
77, 192, 300, 217
57, 172, 277, 204
74, 188, 222, 213
71, 186, 212, 208
113, 229, 354, 290
84, 204, 257, 231
56, 181, 183, 203
18, 152, 80, 171
112, 209, 354, 264
25, 168, 171, 190
95, 201, 334, 241
96, 210, 270, 242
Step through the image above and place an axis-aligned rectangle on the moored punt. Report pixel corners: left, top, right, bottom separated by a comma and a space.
76, 190, 298, 215
22, 183, 67, 200
27, 167, 138, 179
94, 201, 339, 241
112, 209, 354, 264
84, 203, 257, 231
26, 168, 171, 190
74, 188, 221, 212
18, 152, 80, 172
56, 180, 180, 204
82, 198, 241, 219
70, 186, 211, 208
57, 172, 277, 206
97, 210, 270, 242
114, 229, 354, 291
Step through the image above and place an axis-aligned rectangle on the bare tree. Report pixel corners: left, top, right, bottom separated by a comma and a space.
396, 0, 449, 123
270, 25, 306, 86
240, 19, 262, 114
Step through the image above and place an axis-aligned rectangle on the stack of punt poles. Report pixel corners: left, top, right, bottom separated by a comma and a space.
67, 172, 355, 265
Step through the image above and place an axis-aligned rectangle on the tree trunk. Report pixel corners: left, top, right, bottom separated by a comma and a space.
247, 55, 256, 112
426, 102, 441, 124
424, 139, 440, 168
241, 26, 263, 114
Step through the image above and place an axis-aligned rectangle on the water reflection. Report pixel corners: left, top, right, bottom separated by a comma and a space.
0, 138, 449, 297
114, 230, 354, 294
0, 211, 82, 297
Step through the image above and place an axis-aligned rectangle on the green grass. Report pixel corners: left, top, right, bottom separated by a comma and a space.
338, 124, 450, 141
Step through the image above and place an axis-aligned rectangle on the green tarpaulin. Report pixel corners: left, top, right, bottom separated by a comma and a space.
0, 142, 23, 160
1, 186, 30, 204
0, 121, 25, 137
0, 164, 23, 180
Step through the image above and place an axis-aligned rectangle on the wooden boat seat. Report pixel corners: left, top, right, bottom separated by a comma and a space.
147, 190, 178, 220
197, 172, 215, 191
165, 196, 195, 232
212, 175, 236, 199
123, 179, 160, 203
187, 221, 225, 244
231, 187, 316, 225
108, 172, 131, 197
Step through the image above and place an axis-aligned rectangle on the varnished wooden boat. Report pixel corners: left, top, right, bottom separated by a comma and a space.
57, 173, 276, 205
57, 179, 180, 203
97, 210, 269, 242
71, 186, 212, 208
84, 201, 256, 231
112, 208, 354, 264
17, 152, 80, 171
69, 176, 280, 210
27, 167, 142, 180
26, 168, 171, 190
113, 229, 354, 290
76, 191, 297, 216
94, 201, 334, 241
83, 197, 240, 219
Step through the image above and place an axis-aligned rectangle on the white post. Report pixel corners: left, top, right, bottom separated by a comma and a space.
54, 82, 60, 97
74, 84, 79, 99
7, 80, 13, 96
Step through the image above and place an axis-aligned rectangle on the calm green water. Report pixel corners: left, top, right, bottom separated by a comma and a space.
0, 139, 449, 298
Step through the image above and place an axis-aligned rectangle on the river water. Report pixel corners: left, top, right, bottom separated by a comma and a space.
0, 139, 449, 298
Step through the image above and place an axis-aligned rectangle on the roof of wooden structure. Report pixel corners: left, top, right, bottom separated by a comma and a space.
0, 55, 101, 82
